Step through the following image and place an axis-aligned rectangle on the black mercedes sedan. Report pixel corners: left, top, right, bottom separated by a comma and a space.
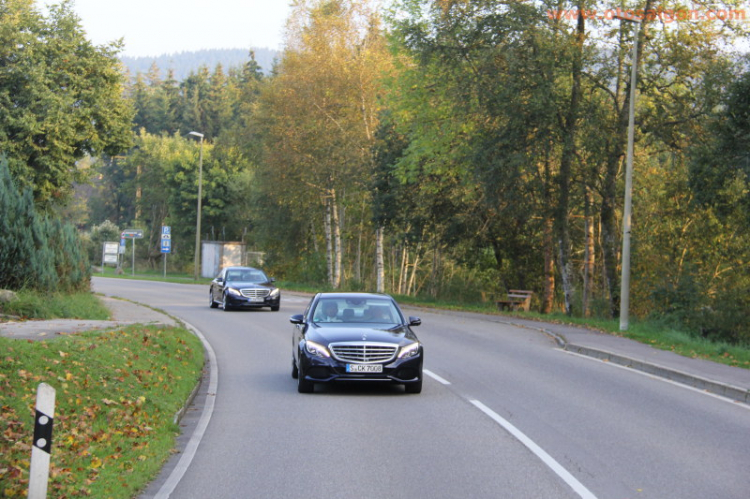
209, 266, 280, 311
290, 292, 423, 394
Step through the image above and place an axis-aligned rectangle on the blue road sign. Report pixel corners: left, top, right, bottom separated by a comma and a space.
162, 226, 171, 235
161, 239, 171, 254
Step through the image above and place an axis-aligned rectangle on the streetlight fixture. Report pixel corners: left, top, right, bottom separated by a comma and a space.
615, 12, 640, 331
189, 131, 204, 280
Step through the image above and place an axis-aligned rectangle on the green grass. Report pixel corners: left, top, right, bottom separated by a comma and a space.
94, 265, 212, 285
506, 310, 750, 369
0, 291, 112, 321
0, 324, 204, 498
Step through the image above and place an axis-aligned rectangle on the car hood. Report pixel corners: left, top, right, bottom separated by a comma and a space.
309, 324, 418, 346
226, 281, 274, 288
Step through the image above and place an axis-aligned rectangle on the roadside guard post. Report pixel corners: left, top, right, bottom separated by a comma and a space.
28, 383, 56, 499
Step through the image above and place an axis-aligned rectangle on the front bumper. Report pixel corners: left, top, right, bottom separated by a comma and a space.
299, 348, 423, 385
225, 294, 280, 309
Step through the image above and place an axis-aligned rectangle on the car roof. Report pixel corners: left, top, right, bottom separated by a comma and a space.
315, 292, 393, 300
223, 266, 261, 271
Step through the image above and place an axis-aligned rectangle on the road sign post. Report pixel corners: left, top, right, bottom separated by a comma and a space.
161, 226, 171, 278
121, 230, 144, 276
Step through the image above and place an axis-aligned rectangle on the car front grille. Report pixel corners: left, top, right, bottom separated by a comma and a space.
240, 288, 270, 298
330, 342, 398, 363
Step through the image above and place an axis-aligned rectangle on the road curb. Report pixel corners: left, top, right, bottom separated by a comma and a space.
173, 372, 203, 425
564, 343, 750, 405
496, 317, 750, 406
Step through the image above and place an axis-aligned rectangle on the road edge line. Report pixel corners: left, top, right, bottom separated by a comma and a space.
154, 320, 218, 499
470, 400, 598, 499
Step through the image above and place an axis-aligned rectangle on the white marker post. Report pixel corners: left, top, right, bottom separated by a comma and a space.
28, 383, 56, 499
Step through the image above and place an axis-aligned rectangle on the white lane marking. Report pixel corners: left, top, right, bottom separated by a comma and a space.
155, 320, 219, 498
560, 349, 750, 410
424, 369, 451, 385
471, 400, 598, 499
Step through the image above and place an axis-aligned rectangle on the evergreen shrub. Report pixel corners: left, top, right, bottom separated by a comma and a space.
0, 159, 90, 292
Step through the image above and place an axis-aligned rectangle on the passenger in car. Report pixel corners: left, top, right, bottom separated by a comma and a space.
364, 306, 391, 323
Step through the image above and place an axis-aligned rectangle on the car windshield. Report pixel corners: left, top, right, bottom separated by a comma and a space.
312, 297, 402, 324
225, 270, 268, 283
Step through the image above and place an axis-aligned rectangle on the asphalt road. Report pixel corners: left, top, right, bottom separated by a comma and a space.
92, 278, 750, 499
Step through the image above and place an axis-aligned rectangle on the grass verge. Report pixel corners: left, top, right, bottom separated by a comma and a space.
0, 324, 204, 498
510, 310, 750, 369
0, 291, 112, 321
93, 266, 212, 286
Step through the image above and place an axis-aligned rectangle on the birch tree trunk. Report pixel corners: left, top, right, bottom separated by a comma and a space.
542, 218, 555, 313
430, 243, 440, 298
355, 209, 363, 283
331, 190, 342, 289
406, 242, 422, 296
398, 245, 408, 295
376, 226, 384, 293
324, 199, 334, 288
583, 186, 596, 316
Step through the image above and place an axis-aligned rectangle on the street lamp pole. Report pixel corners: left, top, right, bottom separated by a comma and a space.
189, 131, 204, 281
616, 14, 640, 331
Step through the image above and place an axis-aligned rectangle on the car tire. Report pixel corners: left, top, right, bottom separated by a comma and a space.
404, 377, 422, 394
297, 361, 314, 393
291, 358, 298, 379
271, 304, 280, 312
222, 293, 232, 312
209, 290, 218, 308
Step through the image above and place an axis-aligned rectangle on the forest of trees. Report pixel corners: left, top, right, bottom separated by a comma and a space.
2, 0, 749, 343
120, 48, 280, 81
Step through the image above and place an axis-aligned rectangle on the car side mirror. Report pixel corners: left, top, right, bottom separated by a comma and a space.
290, 314, 304, 325
270, 277, 276, 283
409, 317, 421, 326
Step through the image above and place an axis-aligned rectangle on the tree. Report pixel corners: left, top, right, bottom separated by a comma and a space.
259, 0, 394, 288
0, 0, 134, 206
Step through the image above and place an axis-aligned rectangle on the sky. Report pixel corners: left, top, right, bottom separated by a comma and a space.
67, 0, 293, 58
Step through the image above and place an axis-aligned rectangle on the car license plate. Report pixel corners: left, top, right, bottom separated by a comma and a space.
250, 297, 264, 302
346, 364, 383, 373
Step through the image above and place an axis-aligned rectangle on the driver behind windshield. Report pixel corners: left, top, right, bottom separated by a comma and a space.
315, 301, 341, 322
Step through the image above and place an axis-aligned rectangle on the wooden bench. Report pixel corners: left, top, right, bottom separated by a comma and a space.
496, 290, 533, 312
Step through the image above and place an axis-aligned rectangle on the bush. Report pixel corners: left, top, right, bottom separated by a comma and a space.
651, 263, 750, 345
0, 158, 90, 292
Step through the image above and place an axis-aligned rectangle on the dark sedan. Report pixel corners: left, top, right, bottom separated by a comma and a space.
290, 292, 423, 394
209, 266, 280, 311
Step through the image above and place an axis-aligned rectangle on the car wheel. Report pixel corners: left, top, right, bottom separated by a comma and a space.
209, 290, 218, 308
404, 377, 422, 394
222, 293, 232, 311
297, 361, 314, 393
291, 358, 298, 379
271, 304, 280, 312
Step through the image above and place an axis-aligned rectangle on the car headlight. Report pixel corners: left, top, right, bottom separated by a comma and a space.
305, 340, 330, 358
269, 288, 280, 298
227, 288, 242, 296
398, 342, 420, 359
